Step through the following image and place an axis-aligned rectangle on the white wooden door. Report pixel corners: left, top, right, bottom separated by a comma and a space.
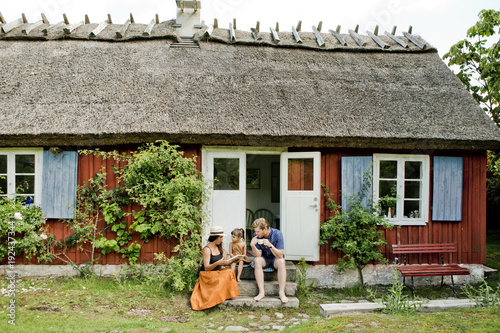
281, 152, 321, 261
203, 150, 246, 252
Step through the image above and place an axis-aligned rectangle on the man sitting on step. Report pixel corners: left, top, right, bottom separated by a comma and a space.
250, 217, 288, 304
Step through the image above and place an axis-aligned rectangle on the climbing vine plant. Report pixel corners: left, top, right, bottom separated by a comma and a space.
59, 141, 209, 290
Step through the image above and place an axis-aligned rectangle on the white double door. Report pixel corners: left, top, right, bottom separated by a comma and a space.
202, 148, 320, 261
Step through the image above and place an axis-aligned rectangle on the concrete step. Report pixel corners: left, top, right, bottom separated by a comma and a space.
237, 280, 297, 297
320, 299, 476, 317
239, 261, 297, 282
221, 296, 299, 309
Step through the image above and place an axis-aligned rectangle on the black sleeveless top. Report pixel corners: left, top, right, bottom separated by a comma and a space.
200, 246, 223, 271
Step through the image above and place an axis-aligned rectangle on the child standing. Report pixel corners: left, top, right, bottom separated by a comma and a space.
229, 228, 250, 282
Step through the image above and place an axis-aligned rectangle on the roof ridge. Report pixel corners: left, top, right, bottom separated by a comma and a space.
0, 12, 434, 52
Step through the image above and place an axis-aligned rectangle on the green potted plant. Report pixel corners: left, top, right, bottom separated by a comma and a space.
379, 195, 397, 218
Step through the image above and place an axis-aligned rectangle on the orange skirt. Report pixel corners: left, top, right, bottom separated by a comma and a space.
190, 268, 240, 310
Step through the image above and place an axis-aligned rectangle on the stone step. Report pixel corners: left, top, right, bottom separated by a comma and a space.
237, 280, 297, 297
221, 296, 300, 309
238, 261, 297, 282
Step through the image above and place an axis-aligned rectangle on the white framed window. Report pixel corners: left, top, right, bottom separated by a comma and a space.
373, 154, 430, 225
0, 148, 43, 205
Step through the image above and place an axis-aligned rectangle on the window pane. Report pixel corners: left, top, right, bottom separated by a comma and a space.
16, 175, 35, 194
214, 158, 239, 190
0, 177, 6, 195
288, 158, 313, 191
379, 180, 397, 198
0, 155, 6, 173
404, 181, 421, 199
380, 160, 397, 179
404, 200, 421, 218
16, 155, 35, 173
405, 161, 422, 179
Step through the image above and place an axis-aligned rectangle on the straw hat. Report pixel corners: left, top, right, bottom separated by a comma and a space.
209, 226, 226, 237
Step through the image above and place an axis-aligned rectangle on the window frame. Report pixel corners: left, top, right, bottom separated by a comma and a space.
0, 148, 43, 205
373, 154, 430, 226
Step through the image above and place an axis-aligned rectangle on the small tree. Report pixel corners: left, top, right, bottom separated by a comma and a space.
320, 174, 393, 287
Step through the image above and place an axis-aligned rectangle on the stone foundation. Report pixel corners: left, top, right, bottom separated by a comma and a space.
305, 264, 488, 288
0, 263, 493, 289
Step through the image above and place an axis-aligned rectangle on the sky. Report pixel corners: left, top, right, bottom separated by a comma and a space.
1, 0, 499, 58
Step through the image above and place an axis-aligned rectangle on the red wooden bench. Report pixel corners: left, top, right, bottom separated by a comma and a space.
392, 243, 470, 297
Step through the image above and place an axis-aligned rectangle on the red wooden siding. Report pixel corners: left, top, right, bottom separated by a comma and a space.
14, 145, 201, 265
317, 150, 487, 265
12, 146, 486, 266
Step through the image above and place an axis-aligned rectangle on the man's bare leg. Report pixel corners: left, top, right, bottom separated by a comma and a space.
275, 258, 288, 304
254, 257, 265, 301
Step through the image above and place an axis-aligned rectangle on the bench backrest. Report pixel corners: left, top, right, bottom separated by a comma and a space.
392, 243, 456, 255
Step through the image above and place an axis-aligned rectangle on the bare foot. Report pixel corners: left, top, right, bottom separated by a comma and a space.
254, 293, 265, 301
237, 279, 241, 282
279, 293, 289, 304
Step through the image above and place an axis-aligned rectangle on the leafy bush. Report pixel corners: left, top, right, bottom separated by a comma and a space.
320, 173, 393, 286
0, 197, 54, 263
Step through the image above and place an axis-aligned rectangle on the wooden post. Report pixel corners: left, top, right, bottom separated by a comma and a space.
367, 30, 389, 49
108, 14, 113, 24
275, 22, 279, 33
392, 25, 397, 35
233, 18, 236, 30
1, 18, 25, 33
348, 29, 366, 46
21, 13, 28, 24
143, 19, 155, 36
403, 31, 426, 49
89, 20, 109, 37
213, 18, 218, 28
42, 21, 64, 35
256, 21, 260, 32
63, 21, 84, 34
408, 25, 412, 34
384, 31, 408, 48
155, 14, 159, 24
329, 29, 346, 46
229, 22, 236, 42
354, 24, 359, 33
292, 25, 302, 43
41, 13, 50, 24
270, 27, 280, 43
130, 13, 135, 24
312, 25, 325, 47
317, 21, 322, 32
63, 14, 69, 25
296, 20, 302, 32
22, 20, 44, 35
85, 15, 90, 25
0, 12, 5, 24
116, 19, 131, 39
374, 25, 379, 36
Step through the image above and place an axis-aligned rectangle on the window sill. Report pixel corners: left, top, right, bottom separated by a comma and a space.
386, 220, 427, 226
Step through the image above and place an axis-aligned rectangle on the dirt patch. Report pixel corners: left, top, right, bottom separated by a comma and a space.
159, 314, 188, 323
127, 309, 153, 316
29, 305, 60, 312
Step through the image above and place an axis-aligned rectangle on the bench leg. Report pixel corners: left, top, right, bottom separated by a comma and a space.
450, 275, 457, 297
410, 277, 415, 299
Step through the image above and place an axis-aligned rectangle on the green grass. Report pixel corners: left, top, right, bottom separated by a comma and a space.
0, 233, 498, 332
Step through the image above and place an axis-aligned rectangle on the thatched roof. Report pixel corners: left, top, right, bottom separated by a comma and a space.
1, 19, 499, 150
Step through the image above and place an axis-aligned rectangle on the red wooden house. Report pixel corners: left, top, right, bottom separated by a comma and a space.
1, 1, 500, 273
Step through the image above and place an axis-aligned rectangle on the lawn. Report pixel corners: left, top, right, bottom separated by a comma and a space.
0, 232, 498, 332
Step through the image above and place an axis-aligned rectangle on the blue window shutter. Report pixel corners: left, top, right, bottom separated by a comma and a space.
42, 150, 78, 219
341, 156, 372, 211
432, 156, 463, 221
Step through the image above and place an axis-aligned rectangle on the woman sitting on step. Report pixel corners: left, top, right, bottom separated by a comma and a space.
190, 226, 240, 310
